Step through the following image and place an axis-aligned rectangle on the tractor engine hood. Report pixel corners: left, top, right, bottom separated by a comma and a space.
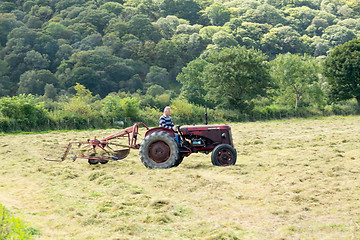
180, 125, 234, 147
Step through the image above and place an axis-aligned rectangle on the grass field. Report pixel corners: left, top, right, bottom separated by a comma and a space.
0, 116, 360, 239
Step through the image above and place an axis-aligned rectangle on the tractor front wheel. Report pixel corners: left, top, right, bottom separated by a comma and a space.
211, 144, 237, 166
140, 131, 180, 169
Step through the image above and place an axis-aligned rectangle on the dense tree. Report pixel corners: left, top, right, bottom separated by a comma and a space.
202, 46, 271, 110
235, 22, 271, 48
261, 26, 305, 58
18, 70, 58, 95
212, 31, 237, 48
284, 6, 316, 34
306, 16, 330, 36
323, 38, 360, 106
177, 58, 208, 105
45, 22, 71, 39
0, 0, 360, 115
24, 50, 50, 70
270, 53, 323, 110
127, 14, 161, 41
146, 84, 165, 97
321, 25, 357, 47
145, 66, 169, 88
0, 15, 23, 47
44, 83, 57, 99
159, 0, 201, 24
154, 15, 182, 39
155, 39, 180, 70
242, 4, 286, 26
204, 4, 231, 26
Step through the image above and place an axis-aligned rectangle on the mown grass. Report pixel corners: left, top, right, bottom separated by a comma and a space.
0, 204, 40, 239
0, 116, 360, 239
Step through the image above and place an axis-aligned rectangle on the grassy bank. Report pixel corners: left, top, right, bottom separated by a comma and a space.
0, 204, 40, 239
0, 116, 360, 239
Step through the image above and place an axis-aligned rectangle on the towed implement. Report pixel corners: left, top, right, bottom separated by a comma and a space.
46, 122, 237, 168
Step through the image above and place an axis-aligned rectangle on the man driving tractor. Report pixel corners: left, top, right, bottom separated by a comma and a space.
159, 106, 177, 131
159, 106, 180, 143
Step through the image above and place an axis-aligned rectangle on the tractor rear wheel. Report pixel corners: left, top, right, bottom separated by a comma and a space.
140, 131, 179, 169
211, 144, 237, 166
174, 155, 184, 167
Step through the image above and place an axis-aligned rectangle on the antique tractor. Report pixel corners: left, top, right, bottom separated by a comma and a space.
46, 122, 237, 168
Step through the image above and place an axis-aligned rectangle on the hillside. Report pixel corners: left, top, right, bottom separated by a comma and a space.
0, 0, 359, 97
0, 116, 360, 239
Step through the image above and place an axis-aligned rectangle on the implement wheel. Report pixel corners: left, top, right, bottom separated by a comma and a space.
140, 131, 179, 169
211, 144, 237, 166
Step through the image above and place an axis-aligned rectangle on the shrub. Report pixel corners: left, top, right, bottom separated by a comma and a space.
0, 203, 41, 239
0, 94, 50, 131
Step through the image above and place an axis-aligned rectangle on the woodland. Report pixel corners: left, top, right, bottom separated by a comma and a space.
0, 0, 360, 131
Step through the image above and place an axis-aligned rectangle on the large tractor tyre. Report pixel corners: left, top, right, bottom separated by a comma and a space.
211, 144, 237, 166
140, 131, 180, 169
174, 155, 184, 167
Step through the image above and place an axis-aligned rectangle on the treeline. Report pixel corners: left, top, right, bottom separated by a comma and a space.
0, 0, 360, 132
1, 81, 360, 133
0, 0, 359, 97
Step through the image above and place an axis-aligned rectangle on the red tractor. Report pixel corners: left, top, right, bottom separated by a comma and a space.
140, 124, 236, 168
46, 123, 237, 168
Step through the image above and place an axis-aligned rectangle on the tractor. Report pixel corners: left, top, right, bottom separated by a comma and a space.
45, 118, 237, 168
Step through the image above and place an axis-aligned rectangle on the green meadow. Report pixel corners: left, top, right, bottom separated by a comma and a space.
0, 116, 360, 239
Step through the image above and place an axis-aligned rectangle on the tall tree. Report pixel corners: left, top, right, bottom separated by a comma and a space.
270, 53, 322, 110
202, 46, 271, 110
323, 38, 360, 106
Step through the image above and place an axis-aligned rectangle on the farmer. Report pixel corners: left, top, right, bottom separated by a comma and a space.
159, 106, 177, 131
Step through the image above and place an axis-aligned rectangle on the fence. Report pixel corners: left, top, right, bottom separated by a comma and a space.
1, 107, 359, 134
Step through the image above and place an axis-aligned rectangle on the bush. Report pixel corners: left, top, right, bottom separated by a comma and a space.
0, 94, 50, 131
0, 203, 41, 239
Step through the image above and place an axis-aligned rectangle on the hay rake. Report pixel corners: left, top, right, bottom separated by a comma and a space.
45, 122, 149, 165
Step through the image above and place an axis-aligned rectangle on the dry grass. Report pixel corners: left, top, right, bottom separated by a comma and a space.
0, 116, 360, 239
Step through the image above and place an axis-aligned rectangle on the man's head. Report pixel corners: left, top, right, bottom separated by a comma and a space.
164, 106, 171, 117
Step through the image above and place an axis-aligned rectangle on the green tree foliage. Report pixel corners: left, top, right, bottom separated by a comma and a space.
102, 94, 140, 119
323, 38, 360, 106
159, 0, 201, 24
0, 94, 49, 129
321, 25, 357, 47
261, 26, 306, 58
202, 46, 271, 111
146, 84, 165, 97
204, 4, 231, 26
270, 53, 323, 110
127, 14, 161, 41
242, 4, 285, 26
0, 14, 23, 47
145, 66, 169, 88
18, 70, 57, 95
177, 58, 208, 105
0, 204, 40, 239
0, 0, 359, 125
155, 39, 180, 70
64, 83, 95, 117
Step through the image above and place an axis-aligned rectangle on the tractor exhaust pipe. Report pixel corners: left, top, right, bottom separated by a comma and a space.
205, 105, 208, 125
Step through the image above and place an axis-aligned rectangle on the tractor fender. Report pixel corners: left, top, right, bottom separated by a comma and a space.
145, 127, 175, 137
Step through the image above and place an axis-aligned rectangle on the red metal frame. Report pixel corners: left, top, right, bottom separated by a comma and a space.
101, 122, 149, 148
45, 122, 149, 162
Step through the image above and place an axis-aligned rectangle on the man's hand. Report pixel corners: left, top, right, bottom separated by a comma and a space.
172, 126, 177, 131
